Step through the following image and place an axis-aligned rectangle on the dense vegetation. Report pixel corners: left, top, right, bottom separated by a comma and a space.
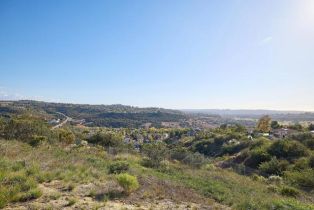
0, 111, 314, 209
0, 100, 186, 128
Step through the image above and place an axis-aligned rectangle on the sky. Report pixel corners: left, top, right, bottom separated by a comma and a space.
0, 0, 314, 110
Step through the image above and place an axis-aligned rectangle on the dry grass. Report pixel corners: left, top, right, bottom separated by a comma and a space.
0, 139, 313, 210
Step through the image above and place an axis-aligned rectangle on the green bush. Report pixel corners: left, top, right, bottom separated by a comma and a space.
58, 129, 75, 145
222, 141, 248, 155
116, 173, 139, 194
280, 186, 299, 197
4, 115, 51, 141
293, 158, 309, 170
305, 139, 314, 150
192, 136, 228, 157
309, 155, 314, 168
268, 140, 308, 160
108, 161, 129, 174
88, 131, 123, 147
170, 147, 190, 161
0, 165, 42, 208
141, 143, 167, 168
259, 157, 289, 176
182, 152, 207, 168
285, 169, 314, 189
29, 135, 47, 147
244, 147, 271, 168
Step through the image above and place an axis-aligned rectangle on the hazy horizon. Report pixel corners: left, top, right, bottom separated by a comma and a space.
1, 99, 313, 113
1, 0, 314, 111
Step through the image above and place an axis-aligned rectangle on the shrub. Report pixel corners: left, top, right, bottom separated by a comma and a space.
14, 188, 42, 202
88, 131, 123, 147
182, 152, 207, 168
305, 139, 314, 150
203, 163, 216, 170
268, 140, 308, 160
0, 169, 42, 207
116, 173, 139, 194
108, 161, 129, 174
141, 143, 167, 168
280, 186, 299, 197
259, 157, 289, 176
285, 169, 314, 189
4, 115, 51, 141
29, 135, 47, 147
251, 174, 267, 182
293, 158, 309, 170
272, 199, 314, 210
309, 155, 314, 168
249, 137, 270, 149
267, 185, 279, 193
170, 147, 190, 161
244, 147, 271, 168
222, 141, 248, 155
192, 138, 224, 157
58, 129, 75, 145
291, 132, 313, 141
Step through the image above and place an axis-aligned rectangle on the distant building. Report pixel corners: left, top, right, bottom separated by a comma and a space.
272, 128, 297, 139
48, 119, 60, 125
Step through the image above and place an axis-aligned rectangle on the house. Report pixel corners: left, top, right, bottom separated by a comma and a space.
272, 128, 297, 139
48, 119, 60, 125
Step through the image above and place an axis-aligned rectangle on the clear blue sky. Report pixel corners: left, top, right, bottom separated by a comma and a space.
1, 0, 313, 110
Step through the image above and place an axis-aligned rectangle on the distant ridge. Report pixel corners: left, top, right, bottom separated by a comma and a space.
182, 109, 311, 116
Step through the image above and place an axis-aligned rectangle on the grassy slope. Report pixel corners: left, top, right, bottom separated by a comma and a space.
0, 140, 313, 210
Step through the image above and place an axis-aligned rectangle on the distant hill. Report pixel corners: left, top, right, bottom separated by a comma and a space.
0, 100, 187, 128
182, 109, 314, 122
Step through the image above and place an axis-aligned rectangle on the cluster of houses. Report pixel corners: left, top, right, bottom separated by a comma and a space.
48, 118, 86, 126
123, 132, 169, 144
248, 127, 314, 141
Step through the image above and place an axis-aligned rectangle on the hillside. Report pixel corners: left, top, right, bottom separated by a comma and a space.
0, 109, 314, 209
0, 100, 187, 128
183, 109, 314, 122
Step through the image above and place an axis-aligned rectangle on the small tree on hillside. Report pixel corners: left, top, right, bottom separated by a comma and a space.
256, 115, 271, 133
271, 121, 280, 129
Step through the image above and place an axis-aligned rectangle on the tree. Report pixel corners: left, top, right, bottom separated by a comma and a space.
288, 123, 303, 131
256, 115, 271, 133
88, 131, 123, 147
308, 124, 314, 131
4, 115, 50, 141
271, 121, 280, 129
268, 140, 308, 160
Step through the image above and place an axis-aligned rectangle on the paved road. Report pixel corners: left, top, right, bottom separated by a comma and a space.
51, 112, 72, 130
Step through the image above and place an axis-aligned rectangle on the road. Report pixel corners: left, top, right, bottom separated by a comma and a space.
51, 112, 72, 130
